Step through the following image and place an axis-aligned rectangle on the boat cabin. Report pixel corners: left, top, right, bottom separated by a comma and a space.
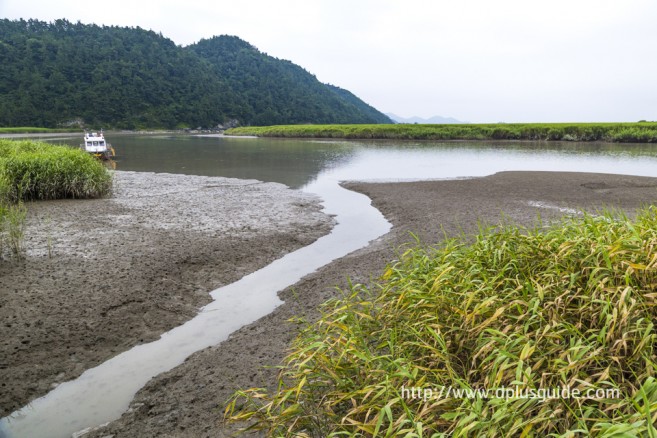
84, 132, 109, 153
81, 131, 115, 160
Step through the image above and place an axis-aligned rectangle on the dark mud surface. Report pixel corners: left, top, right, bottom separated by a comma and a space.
0, 171, 333, 418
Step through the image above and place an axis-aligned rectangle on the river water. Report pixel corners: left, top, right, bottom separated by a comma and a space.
1, 134, 657, 437
53, 134, 657, 186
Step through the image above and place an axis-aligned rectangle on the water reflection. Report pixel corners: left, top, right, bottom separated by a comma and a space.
45, 135, 356, 188
44, 134, 657, 188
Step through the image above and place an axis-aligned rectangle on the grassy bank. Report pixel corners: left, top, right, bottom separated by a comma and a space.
226, 122, 657, 142
0, 139, 112, 258
227, 209, 657, 436
0, 127, 77, 134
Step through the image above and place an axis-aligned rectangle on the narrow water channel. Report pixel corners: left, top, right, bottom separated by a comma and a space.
0, 176, 391, 438
2, 136, 657, 437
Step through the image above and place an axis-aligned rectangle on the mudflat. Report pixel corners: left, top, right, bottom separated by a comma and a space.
83, 171, 657, 438
0, 171, 334, 417
4, 171, 657, 437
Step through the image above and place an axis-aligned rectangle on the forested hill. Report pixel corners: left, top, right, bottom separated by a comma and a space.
0, 19, 392, 128
188, 36, 391, 126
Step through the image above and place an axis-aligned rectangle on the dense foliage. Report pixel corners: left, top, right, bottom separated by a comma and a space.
0, 19, 391, 129
227, 209, 657, 436
227, 122, 657, 142
188, 36, 391, 125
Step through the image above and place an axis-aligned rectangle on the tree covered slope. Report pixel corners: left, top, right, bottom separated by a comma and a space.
189, 36, 391, 126
0, 19, 391, 128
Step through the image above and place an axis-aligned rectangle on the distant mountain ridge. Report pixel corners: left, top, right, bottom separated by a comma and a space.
386, 113, 466, 124
0, 19, 391, 128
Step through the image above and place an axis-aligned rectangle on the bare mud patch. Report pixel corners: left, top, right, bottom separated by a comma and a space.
0, 171, 334, 416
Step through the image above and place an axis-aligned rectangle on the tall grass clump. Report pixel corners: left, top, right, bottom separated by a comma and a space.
0, 201, 27, 258
226, 208, 657, 436
0, 139, 112, 201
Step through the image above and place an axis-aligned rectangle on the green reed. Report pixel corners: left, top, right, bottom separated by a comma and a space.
226, 208, 657, 437
0, 139, 113, 201
0, 127, 71, 134
226, 122, 657, 143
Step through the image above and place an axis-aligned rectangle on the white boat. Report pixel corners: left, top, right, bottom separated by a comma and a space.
81, 131, 115, 160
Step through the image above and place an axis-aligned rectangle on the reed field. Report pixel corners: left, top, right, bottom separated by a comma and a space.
0, 127, 73, 134
226, 122, 657, 143
227, 209, 657, 437
0, 139, 112, 258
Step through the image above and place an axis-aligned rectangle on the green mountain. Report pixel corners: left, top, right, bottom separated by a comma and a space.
188, 36, 391, 126
0, 19, 391, 129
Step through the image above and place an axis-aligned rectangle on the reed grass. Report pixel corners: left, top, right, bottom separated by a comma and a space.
226, 122, 657, 143
226, 208, 657, 436
1, 202, 27, 258
0, 200, 27, 259
0, 127, 73, 134
0, 139, 113, 201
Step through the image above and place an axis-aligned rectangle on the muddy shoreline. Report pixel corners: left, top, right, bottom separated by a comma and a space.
78, 171, 657, 438
2, 171, 657, 436
0, 171, 334, 417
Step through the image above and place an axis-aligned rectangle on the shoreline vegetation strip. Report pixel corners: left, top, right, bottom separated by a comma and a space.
227, 208, 657, 436
0, 127, 78, 134
226, 122, 657, 142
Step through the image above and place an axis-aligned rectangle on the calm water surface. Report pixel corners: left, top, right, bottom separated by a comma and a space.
44, 133, 657, 186
2, 134, 656, 438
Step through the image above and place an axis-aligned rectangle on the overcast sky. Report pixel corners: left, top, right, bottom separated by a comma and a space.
2, 0, 656, 122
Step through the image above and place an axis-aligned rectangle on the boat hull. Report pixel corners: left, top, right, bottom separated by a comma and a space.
88, 145, 116, 160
